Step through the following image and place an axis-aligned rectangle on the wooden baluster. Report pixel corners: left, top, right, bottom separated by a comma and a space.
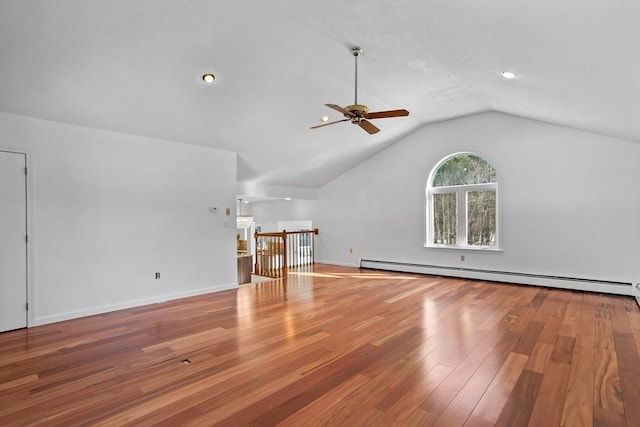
274, 235, 278, 277
262, 236, 267, 277
282, 232, 287, 280
264, 236, 268, 276
272, 236, 276, 278
271, 233, 276, 278
288, 232, 292, 268
261, 236, 265, 276
307, 231, 311, 266
254, 232, 259, 275
313, 228, 318, 265
268, 236, 273, 277
290, 232, 295, 268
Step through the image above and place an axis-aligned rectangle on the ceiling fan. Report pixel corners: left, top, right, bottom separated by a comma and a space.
311, 46, 409, 135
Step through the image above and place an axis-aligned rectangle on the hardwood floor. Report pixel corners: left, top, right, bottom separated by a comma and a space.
1, 264, 639, 426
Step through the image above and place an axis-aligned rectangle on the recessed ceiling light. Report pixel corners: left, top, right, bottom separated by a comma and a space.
501, 71, 517, 79
202, 73, 216, 83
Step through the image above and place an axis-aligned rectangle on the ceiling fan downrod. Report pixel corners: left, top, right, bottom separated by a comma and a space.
352, 46, 362, 105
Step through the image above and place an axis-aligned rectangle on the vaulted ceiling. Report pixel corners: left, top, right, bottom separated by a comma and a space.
1, 0, 638, 195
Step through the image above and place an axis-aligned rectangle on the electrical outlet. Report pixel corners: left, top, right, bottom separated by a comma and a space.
349, 248, 353, 254
155, 272, 160, 279
460, 255, 465, 262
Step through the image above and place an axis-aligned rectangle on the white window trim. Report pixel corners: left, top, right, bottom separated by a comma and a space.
425, 154, 501, 251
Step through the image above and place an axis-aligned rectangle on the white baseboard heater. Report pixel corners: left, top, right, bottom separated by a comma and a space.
360, 259, 634, 298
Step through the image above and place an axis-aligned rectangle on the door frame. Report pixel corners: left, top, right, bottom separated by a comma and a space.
1, 148, 32, 328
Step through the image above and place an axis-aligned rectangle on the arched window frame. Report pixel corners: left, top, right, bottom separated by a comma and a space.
426, 152, 501, 251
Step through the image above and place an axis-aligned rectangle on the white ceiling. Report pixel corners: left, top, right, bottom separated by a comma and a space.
1, 0, 638, 193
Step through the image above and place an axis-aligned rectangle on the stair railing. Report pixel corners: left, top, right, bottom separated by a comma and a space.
254, 228, 319, 279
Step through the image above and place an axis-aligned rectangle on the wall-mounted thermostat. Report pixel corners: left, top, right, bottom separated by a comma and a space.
210, 207, 218, 213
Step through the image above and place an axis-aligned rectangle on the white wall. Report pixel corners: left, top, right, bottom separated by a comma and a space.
248, 200, 320, 232
277, 221, 313, 232
0, 112, 238, 325
314, 112, 640, 291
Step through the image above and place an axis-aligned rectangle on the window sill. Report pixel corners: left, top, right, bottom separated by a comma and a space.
424, 245, 503, 254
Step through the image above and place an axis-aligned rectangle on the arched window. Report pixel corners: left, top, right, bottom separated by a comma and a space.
427, 153, 500, 249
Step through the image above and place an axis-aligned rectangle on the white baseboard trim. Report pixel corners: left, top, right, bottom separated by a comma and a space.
33, 282, 238, 326
360, 259, 633, 296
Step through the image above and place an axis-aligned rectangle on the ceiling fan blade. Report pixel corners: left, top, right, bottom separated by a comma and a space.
325, 104, 355, 117
365, 109, 410, 119
310, 118, 350, 129
358, 119, 380, 134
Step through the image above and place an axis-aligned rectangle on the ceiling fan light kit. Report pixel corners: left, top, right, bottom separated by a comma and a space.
311, 46, 409, 134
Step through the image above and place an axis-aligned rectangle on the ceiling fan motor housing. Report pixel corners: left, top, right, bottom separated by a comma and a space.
345, 104, 368, 118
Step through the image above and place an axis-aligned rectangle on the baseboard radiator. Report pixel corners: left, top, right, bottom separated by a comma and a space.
360, 259, 634, 297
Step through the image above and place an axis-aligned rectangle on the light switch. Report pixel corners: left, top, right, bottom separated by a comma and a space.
225, 208, 231, 216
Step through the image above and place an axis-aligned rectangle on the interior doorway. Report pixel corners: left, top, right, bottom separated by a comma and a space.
0, 150, 28, 332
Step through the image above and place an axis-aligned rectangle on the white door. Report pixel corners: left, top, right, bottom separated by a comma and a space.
0, 151, 28, 331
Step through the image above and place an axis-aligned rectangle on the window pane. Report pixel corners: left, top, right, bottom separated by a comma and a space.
466, 190, 496, 246
433, 154, 497, 187
433, 193, 457, 245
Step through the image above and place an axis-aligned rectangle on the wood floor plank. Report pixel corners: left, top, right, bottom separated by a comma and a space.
593, 406, 627, 427
618, 369, 640, 427
627, 308, 640, 356
551, 334, 576, 365
1, 264, 638, 426
0, 374, 38, 392
593, 348, 625, 414
512, 321, 545, 355
613, 332, 640, 375
559, 292, 584, 338
524, 341, 553, 373
399, 408, 438, 427
611, 297, 633, 335
376, 363, 453, 426
576, 292, 597, 349
560, 344, 595, 427
538, 314, 563, 344
337, 404, 384, 427
494, 369, 544, 427
527, 360, 571, 426
431, 362, 500, 427
472, 352, 529, 423
595, 317, 616, 350
419, 326, 510, 416
302, 356, 418, 426
277, 373, 371, 427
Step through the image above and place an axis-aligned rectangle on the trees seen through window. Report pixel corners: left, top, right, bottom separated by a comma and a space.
428, 153, 499, 249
